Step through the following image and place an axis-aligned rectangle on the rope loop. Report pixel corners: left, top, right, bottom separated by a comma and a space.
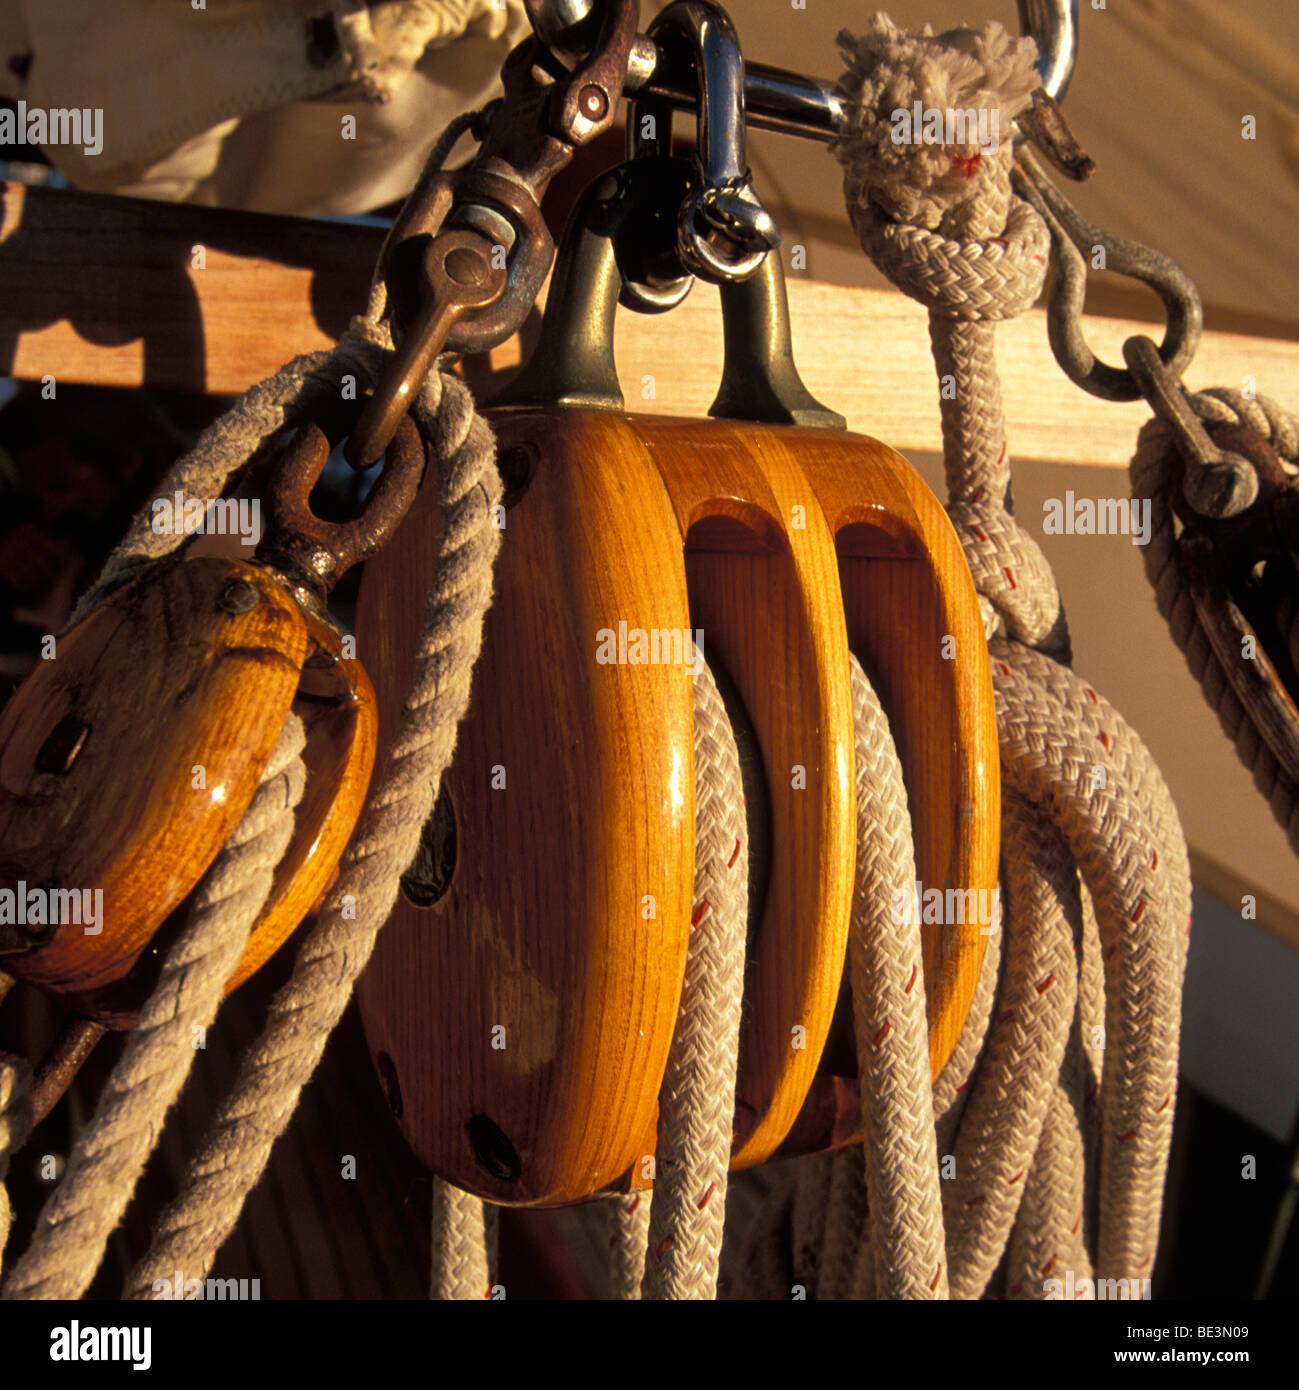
946, 497, 1069, 657
1179, 387, 1299, 462
0, 1052, 31, 1278
851, 196, 1050, 322
786, 8, 1194, 1300
1131, 388, 1299, 856
0, 1054, 29, 1162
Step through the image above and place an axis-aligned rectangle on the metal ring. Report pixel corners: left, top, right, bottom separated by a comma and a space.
677, 184, 773, 283
262, 417, 428, 599
523, 0, 592, 49
548, 0, 1080, 140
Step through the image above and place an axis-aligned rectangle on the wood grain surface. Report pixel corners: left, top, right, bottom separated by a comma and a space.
220, 610, 378, 998
803, 437, 1000, 1078
0, 557, 306, 1017
634, 415, 856, 1173
355, 408, 697, 1207
355, 406, 996, 1197
1, 180, 1293, 473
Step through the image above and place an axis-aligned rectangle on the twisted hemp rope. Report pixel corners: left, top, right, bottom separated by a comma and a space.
1131, 389, 1299, 855
0, 173, 503, 1293
0, 22, 1203, 1299
120, 349, 500, 1300
0, 1052, 30, 1281
3, 715, 307, 1299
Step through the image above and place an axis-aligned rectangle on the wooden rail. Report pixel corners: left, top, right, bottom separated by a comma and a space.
1, 180, 1296, 470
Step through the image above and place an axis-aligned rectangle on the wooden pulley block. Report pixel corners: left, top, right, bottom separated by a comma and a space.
0, 417, 408, 1097
1170, 421, 1299, 786
354, 156, 1000, 1207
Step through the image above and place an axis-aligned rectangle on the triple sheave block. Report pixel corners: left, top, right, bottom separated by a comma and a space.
354, 156, 999, 1207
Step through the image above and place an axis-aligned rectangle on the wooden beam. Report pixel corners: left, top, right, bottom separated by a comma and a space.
1, 180, 1296, 469
0, 180, 378, 395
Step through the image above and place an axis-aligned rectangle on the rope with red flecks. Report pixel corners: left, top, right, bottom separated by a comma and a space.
733, 12, 1189, 1301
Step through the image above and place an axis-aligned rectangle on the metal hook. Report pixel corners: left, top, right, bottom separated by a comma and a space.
260, 417, 429, 605
1012, 146, 1203, 402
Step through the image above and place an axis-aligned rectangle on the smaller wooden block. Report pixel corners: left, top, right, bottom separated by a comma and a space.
0, 557, 306, 1011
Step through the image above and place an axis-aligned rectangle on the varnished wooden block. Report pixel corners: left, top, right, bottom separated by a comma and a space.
222, 610, 377, 998
805, 441, 999, 1075
355, 406, 998, 1202
356, 408, 697, 1207
631, 416, 856, 1173
774, 437, 1000, 1159
0, 557, 306, 1012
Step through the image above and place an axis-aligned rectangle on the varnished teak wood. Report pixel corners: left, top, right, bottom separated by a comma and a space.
357, 409, 697, 1207
630, 419, 855, 1173
222, 610, 378, 998
804, 442, 999, 1077
0, 558, 304, 1008
774, 438, 1000, 1159
355, 408, 1000, 1204
0, 558, 378, 1026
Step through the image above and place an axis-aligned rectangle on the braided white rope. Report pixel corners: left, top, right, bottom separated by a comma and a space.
608, 1194, 650, 1300
436, 658, 749, 1303
754, 11, 1192, 1302
641, 658, 748, 1300
844, 654, 947, 1299
430, 1178, 497, 1301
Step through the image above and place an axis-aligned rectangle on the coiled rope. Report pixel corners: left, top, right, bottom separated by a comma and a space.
3, 715, 307, 1299
412, 13, 1192, 1302
0, 18, 1199, 1299
724, 12, 1188, 1300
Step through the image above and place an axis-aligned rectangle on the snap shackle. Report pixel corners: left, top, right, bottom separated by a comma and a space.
497, 154, 840, 429
637, 0, 779, 283
620, 0, 779, 311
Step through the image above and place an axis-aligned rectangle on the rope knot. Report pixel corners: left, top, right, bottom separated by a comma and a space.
833, 13, 1040, 241
851, 198, 1049, 321
832, 13, 1048, 317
